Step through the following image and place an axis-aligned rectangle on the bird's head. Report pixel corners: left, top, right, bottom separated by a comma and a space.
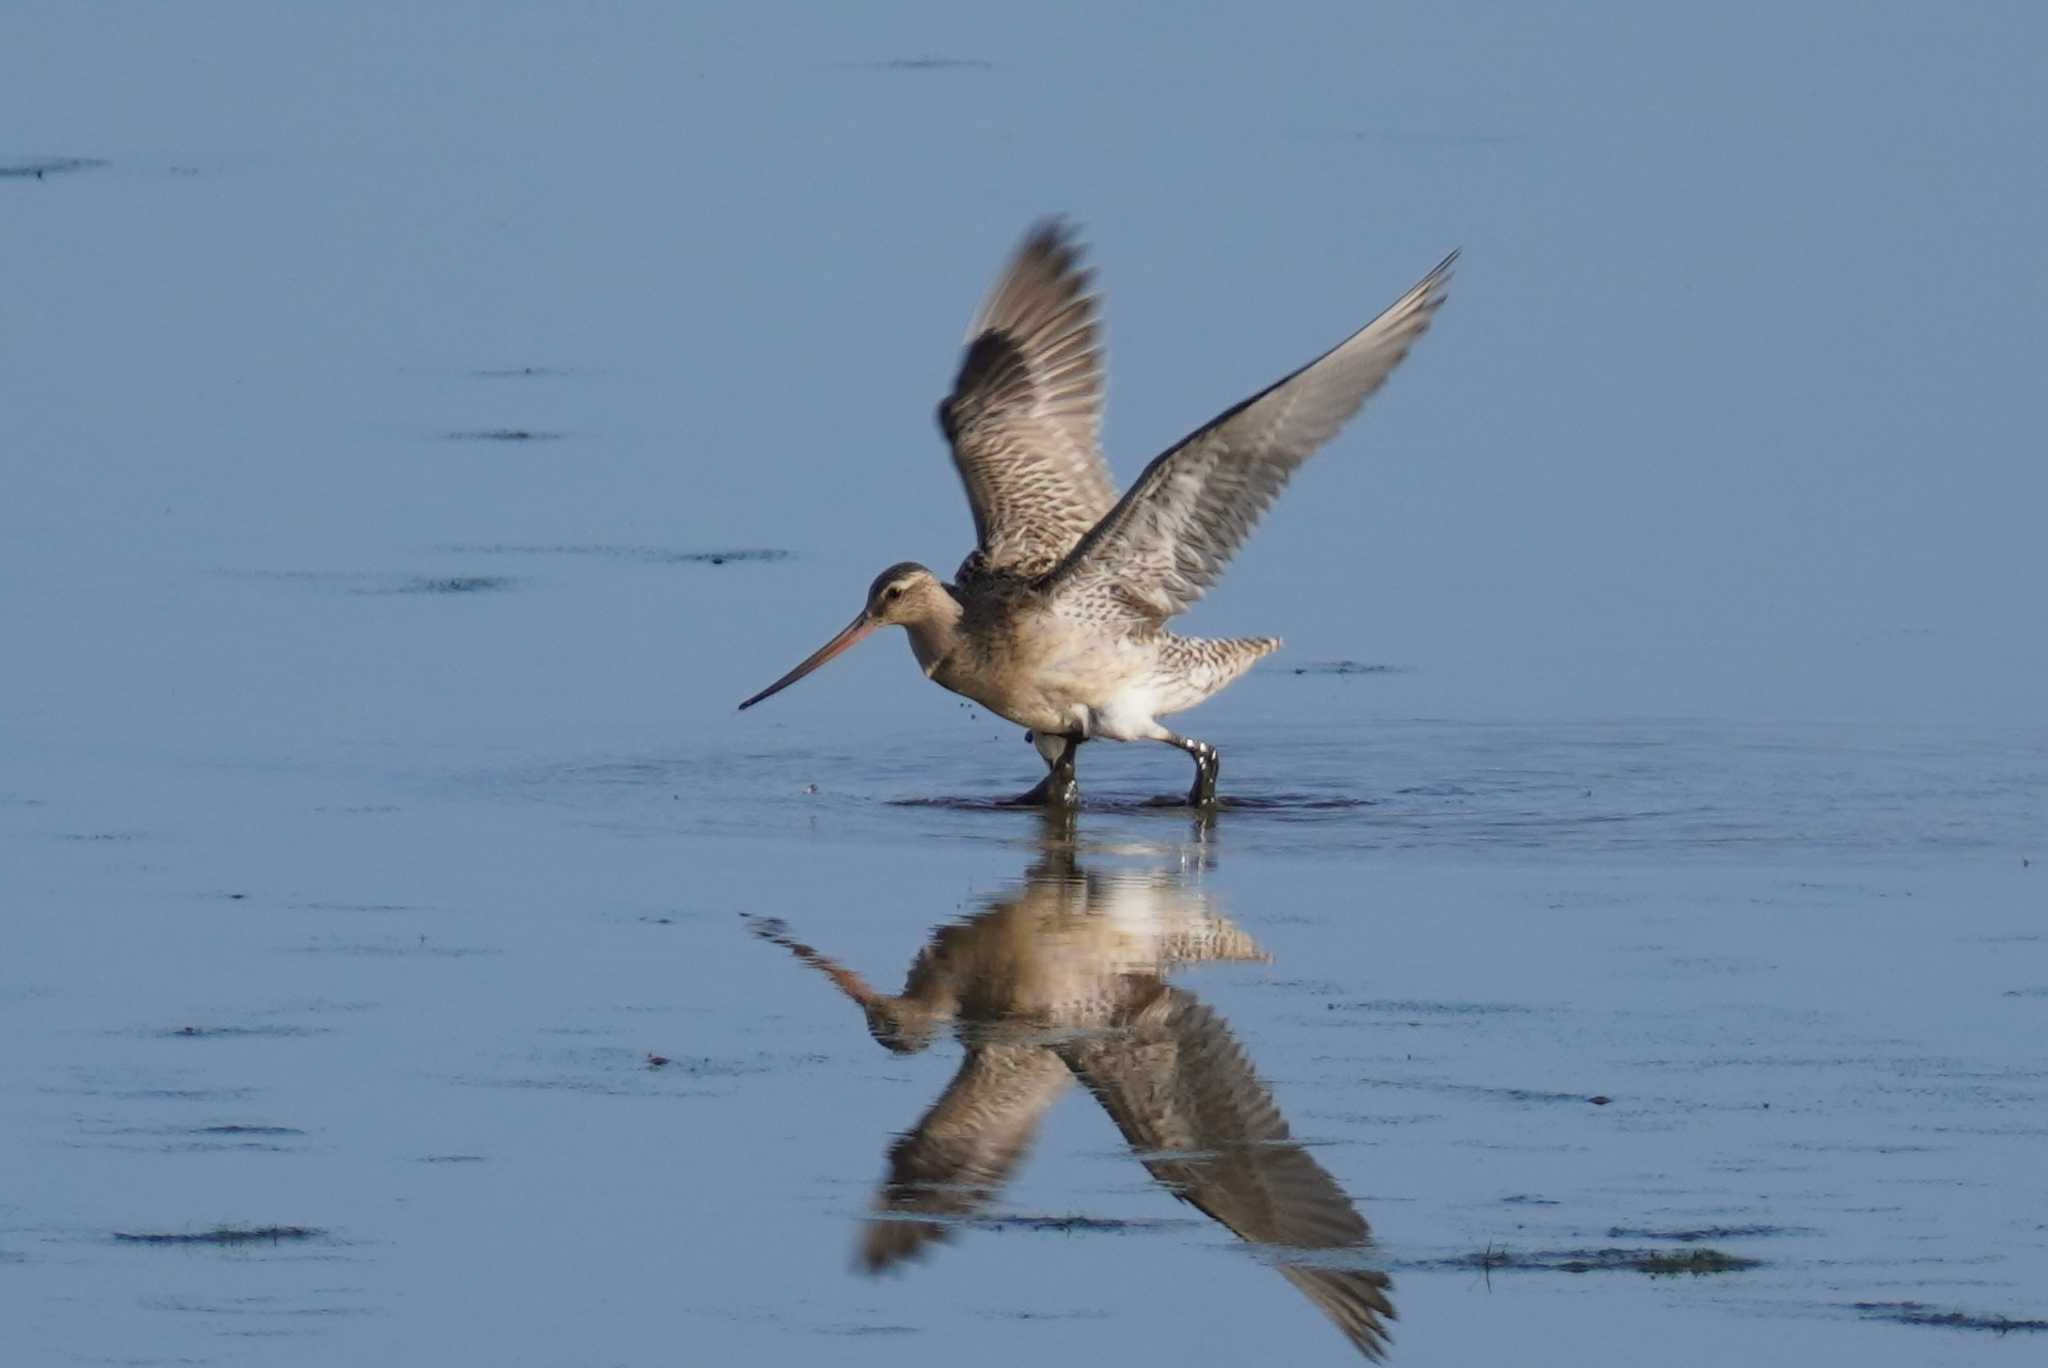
737, 563, 949, 711
863, 995, 940, 1054
861, 562, 949, 626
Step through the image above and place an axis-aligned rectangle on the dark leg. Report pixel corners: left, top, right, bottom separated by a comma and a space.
1160, 732, 1220, 807
1005, 732, 1082, 807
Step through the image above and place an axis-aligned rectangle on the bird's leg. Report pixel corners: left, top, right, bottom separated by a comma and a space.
1043, 732, 1083, 807
1005, 731, 1083, 807
1159, 732, 1220, 807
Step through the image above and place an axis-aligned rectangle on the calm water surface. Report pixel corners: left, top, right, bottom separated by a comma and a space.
7, 709, 2042, 1364
5, 4, 2046, 1365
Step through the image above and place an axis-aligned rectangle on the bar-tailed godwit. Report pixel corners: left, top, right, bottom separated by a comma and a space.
739, 222, 1454, 805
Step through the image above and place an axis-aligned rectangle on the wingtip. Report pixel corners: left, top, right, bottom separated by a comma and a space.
1008, 215, 1090, 283
1020, 214, 1080, 251
960, 215, 1101, 353
1428, 247, 1461, 287
1400, 248, 1459, 313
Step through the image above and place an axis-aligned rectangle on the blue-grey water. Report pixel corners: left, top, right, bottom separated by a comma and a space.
4, 4, 2044, 1364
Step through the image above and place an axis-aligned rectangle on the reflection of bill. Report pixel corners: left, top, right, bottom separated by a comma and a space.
749, 843, 1395, 1359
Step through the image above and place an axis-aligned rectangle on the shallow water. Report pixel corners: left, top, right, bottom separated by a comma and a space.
7, 705, 2042, 1364
6, 4, 2046, 1364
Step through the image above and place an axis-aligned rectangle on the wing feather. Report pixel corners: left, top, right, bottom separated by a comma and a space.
939, 221, 1119, 578
1043, 251, 1456, 625
859, 1042, 1073, 1271
1061, 987, 1394, 1358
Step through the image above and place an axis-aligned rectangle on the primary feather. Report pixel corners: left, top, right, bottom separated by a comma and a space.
939, 220, 1118, 581
1044, 250, 1458, 627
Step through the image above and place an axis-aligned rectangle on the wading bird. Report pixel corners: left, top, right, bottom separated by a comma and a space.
738, 222, 1454, 806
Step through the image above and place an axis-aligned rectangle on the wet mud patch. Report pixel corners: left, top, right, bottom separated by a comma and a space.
461, 1047, 766, 1097
151, 1024, 328, 1040
831, 56, 997, 72
962, 1213, 1198, 1235
1361, 1075, 1614, 1107
1289, 660, 1414, 676
226, 568, 519, 596
1, 156, 109, 179
259, 997, 377, 1017
1607, 1224, 1801, 1242
361, 574, 516, 596
293, 937, 499, 958
1329, 998, 1549, 1018
1852, 1301, 2048, 1333
75, 1121, 308, 1153
461, 1074, 663, 1098
1410, 1246, 1762, 1276
1262, 975, 1350, 998
114, 1225, 327, 1247
1786, 1140, 1946, 1156
169, 1127, 305, 1153
625, 1051, 771, 1081
441, 428, 564, 442
861, 1210, 1198, 1250
437, 542, 792, 567
140, 1290, 369, 1323
110, 1085, 260, 1103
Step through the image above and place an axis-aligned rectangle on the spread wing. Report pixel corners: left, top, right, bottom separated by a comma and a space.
859, 1041, 1074, 1272
938, 220, 1119, 579
1060, 987, 1394, 1359
1042, 251, 1456, 627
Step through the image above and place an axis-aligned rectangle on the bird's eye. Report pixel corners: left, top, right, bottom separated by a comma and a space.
886, 585, 903, 601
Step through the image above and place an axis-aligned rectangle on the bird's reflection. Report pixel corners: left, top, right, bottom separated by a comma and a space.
750, 820, 1394, 1359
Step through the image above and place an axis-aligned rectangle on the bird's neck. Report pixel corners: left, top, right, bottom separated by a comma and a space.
904, 595, 965, 677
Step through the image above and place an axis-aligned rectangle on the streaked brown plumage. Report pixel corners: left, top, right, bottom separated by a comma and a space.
739, 220, 1455, 805
749, 840, 1395, 1359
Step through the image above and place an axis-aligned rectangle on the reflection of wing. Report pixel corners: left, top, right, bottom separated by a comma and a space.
1061, 987, 1394, 1359
861, 1042, 1073, 1272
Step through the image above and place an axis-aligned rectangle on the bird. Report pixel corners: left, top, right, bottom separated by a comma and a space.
747, 832, 1395, 1359
738, 220, 1456, 806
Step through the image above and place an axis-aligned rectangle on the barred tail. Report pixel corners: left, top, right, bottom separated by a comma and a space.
1156, 634, 1282, 715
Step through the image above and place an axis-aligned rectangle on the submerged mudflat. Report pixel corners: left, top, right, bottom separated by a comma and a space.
8, 703, 2043, 1364
7, 5, 2047, 1364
